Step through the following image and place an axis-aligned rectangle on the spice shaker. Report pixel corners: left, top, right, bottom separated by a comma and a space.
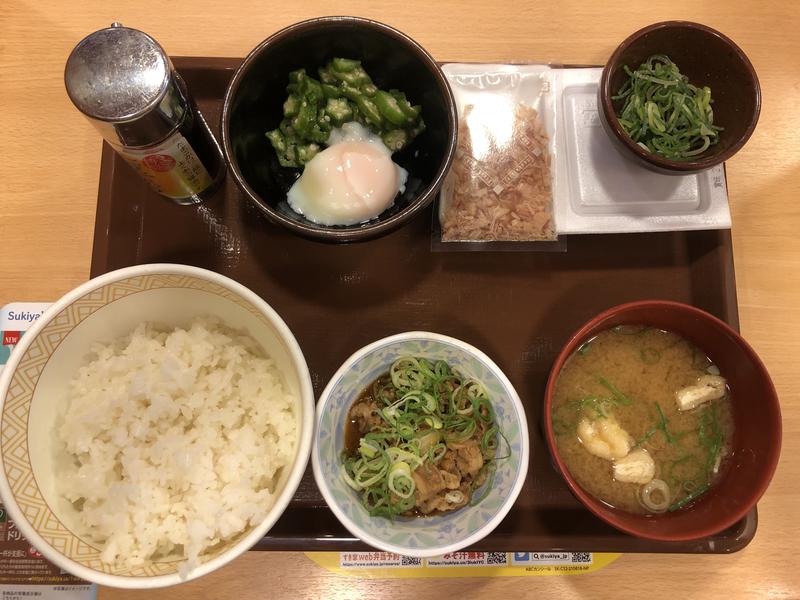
65, 23, 225, 205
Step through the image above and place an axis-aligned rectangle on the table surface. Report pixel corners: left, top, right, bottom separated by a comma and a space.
2, 1, 798, 598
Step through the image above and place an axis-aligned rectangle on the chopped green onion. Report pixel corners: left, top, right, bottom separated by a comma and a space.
341, 464, 361, 490
640, 347, 661, 365
552, 418, 571, 436
387, 462, 415, 498
342, 356, 505, 519
429, 442, 447, 463
473, 396, 495, 423
613, 55, 722, 161
423, 415, 443, 430
469, 462, 497, 506
416, 429, 441, 454
655, 402, 675, 444
581, 396, 609, 418
596, 376, 633, 405
668, 482, 710, 512
391, 357, 429, 390
386, 447, 423, 468
640, 478, 670, 513
443, 414, 477, 443
359, 438, 380, 459
481, 426, 499, 454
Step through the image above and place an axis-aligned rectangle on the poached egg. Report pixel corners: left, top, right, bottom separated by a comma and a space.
287, 122, 408, 226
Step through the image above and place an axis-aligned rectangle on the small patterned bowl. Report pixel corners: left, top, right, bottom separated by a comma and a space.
0, 264, 315, 588
312, 332, 529, 557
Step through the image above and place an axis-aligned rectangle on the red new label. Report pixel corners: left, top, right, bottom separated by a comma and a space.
3, 331, 20, 346
142, 153, 177, 172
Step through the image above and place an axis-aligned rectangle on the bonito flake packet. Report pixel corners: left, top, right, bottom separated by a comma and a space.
439, 64, 557, 243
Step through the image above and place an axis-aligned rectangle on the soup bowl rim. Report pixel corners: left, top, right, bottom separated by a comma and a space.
543, 299, 781, 541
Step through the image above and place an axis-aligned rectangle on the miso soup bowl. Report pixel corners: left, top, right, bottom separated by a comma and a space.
544, 300, 781, 542
312, 332, 529, 557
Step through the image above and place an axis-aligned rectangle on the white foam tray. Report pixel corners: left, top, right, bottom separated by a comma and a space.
553, 68, 731, 234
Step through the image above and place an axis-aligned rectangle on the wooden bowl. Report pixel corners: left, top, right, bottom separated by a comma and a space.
599, 21, 760, 174
544, 300, 781, 541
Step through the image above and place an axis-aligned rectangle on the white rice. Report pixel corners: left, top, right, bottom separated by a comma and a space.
58, 317, 297, 573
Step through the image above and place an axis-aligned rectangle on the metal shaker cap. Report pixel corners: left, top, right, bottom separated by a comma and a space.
65, 23, 187, 147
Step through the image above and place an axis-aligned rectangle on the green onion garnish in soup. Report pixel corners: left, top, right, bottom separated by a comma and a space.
551, 327, 733, 514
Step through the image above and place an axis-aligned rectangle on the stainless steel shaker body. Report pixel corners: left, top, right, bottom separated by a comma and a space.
65, 23, 225, 204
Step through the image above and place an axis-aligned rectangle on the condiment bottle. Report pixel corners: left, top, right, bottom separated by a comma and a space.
64, 23, 225, 205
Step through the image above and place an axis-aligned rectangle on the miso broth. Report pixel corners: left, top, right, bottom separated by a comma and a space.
551, 326, 734, 514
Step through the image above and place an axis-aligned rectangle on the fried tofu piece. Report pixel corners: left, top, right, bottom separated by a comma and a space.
676, 375, 727, 411
613, 448, 655, 484
577, 415, 633, 460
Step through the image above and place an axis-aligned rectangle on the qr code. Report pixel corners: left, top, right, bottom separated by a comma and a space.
571, 552, 591, 563
486, 552, 507, 565
401, 556, 422, 566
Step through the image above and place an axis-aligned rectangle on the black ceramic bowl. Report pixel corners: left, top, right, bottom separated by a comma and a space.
599, 21, 760, 175
221, 16, 457, 242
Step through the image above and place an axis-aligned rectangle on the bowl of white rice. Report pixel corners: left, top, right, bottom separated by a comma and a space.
0, 264, 314, 588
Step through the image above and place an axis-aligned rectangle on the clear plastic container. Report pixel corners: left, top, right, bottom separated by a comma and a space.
553, 68, 730, 234
435, 64, 563, 251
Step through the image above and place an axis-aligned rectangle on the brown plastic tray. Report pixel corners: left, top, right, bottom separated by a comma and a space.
91, 57, 756, 554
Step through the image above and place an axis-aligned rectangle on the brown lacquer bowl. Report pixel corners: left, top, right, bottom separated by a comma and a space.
599, 21, 760, 174
221, 16, 457, 242
544, 301, 781, 541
